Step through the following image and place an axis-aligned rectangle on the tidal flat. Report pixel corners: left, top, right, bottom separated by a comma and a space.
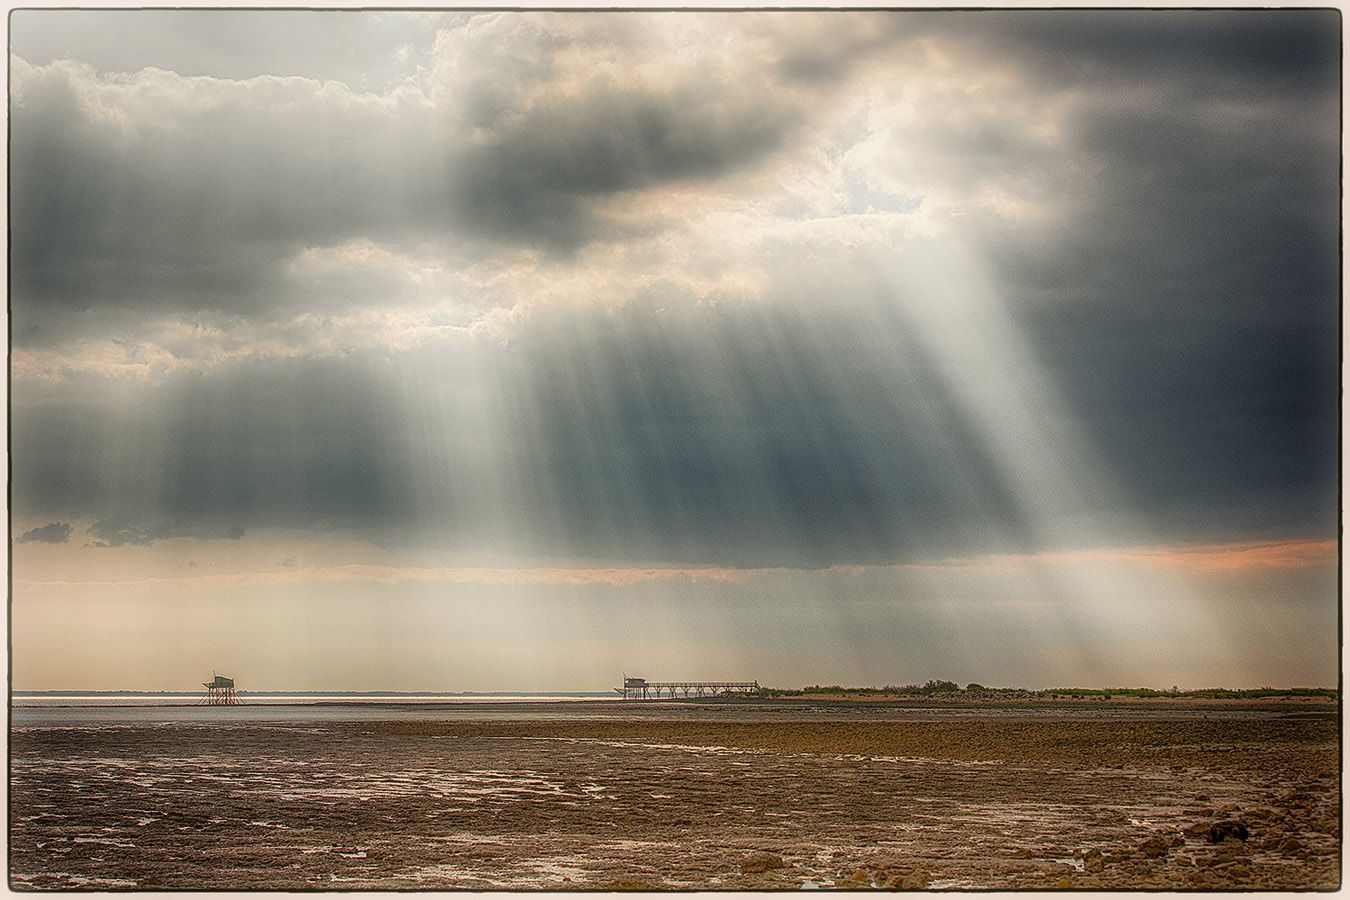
9, 701, 1339, 890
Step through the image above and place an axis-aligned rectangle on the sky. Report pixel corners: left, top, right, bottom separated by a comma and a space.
9, 8, 1341, 691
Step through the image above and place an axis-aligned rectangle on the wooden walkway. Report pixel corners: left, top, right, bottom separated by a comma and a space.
616, 677, 759, 700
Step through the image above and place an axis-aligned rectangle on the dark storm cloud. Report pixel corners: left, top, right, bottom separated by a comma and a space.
9, 300, 1035, 564
9, 20, 801, 340
476, 299, 1043, 566
451, 86, 797, 249
868, 9, 1341, 549
768, 10, 1339, 96
14, 9, 1333, 338
16, 522, 74, 545
964, 10, 1340, 97
8, 10, 1340, 564
11, 357, 418, 543
8, 59, 443, 329
86, 520, 245, 548
11, 278, 1331, 564
973, 21, 1337, 546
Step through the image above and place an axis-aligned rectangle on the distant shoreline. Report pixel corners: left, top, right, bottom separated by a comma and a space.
6, 696, 612, 701
12, 687, 1337, 698
11, 694, 1336, 712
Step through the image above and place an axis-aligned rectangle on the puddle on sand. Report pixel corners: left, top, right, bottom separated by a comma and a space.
392, 863, 515, 887
12, 872, 139, 889
72, 837, 136, 849
928, 878, 980, 889
520, 858, 593, 883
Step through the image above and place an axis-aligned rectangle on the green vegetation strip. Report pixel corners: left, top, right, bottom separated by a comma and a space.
758, 682, 1337, 699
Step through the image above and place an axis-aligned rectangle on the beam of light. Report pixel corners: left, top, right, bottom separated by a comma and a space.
873, 235, 1250, 685
352, 222, 1288, 688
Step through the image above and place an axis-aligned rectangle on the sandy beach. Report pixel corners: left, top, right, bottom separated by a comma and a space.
8, 698, 1339, 890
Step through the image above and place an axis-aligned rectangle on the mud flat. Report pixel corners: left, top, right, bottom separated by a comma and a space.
9, 702, 1339, 890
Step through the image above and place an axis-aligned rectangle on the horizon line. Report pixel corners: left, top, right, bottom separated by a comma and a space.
11, 684, 1340, 695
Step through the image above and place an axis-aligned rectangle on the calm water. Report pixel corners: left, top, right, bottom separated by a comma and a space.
11, 694, 1322, 728
13, 693, 612, 705
11, 693, 619, 727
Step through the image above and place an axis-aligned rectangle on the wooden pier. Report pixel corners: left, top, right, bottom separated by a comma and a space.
616, 676, 760, 700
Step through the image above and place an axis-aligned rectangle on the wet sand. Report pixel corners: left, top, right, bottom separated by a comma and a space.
9, 701, 1340, 890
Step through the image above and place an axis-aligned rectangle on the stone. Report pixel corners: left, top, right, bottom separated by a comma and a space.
1207, 821, 1250, 844
1138, 836, 1171, 859
741, 853, 786, 874
897, 871, 929, 889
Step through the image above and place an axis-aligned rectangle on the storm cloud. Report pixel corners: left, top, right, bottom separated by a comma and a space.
11, 280, 1336, 566
16, 523, 74, 545
10, 12, 810, 347
11, 9, 1339, 559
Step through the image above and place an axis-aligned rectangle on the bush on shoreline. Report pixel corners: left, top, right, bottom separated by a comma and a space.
755, 683, 1336, 700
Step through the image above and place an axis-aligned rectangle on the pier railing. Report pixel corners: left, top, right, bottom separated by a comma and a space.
615, 680, 759, 700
